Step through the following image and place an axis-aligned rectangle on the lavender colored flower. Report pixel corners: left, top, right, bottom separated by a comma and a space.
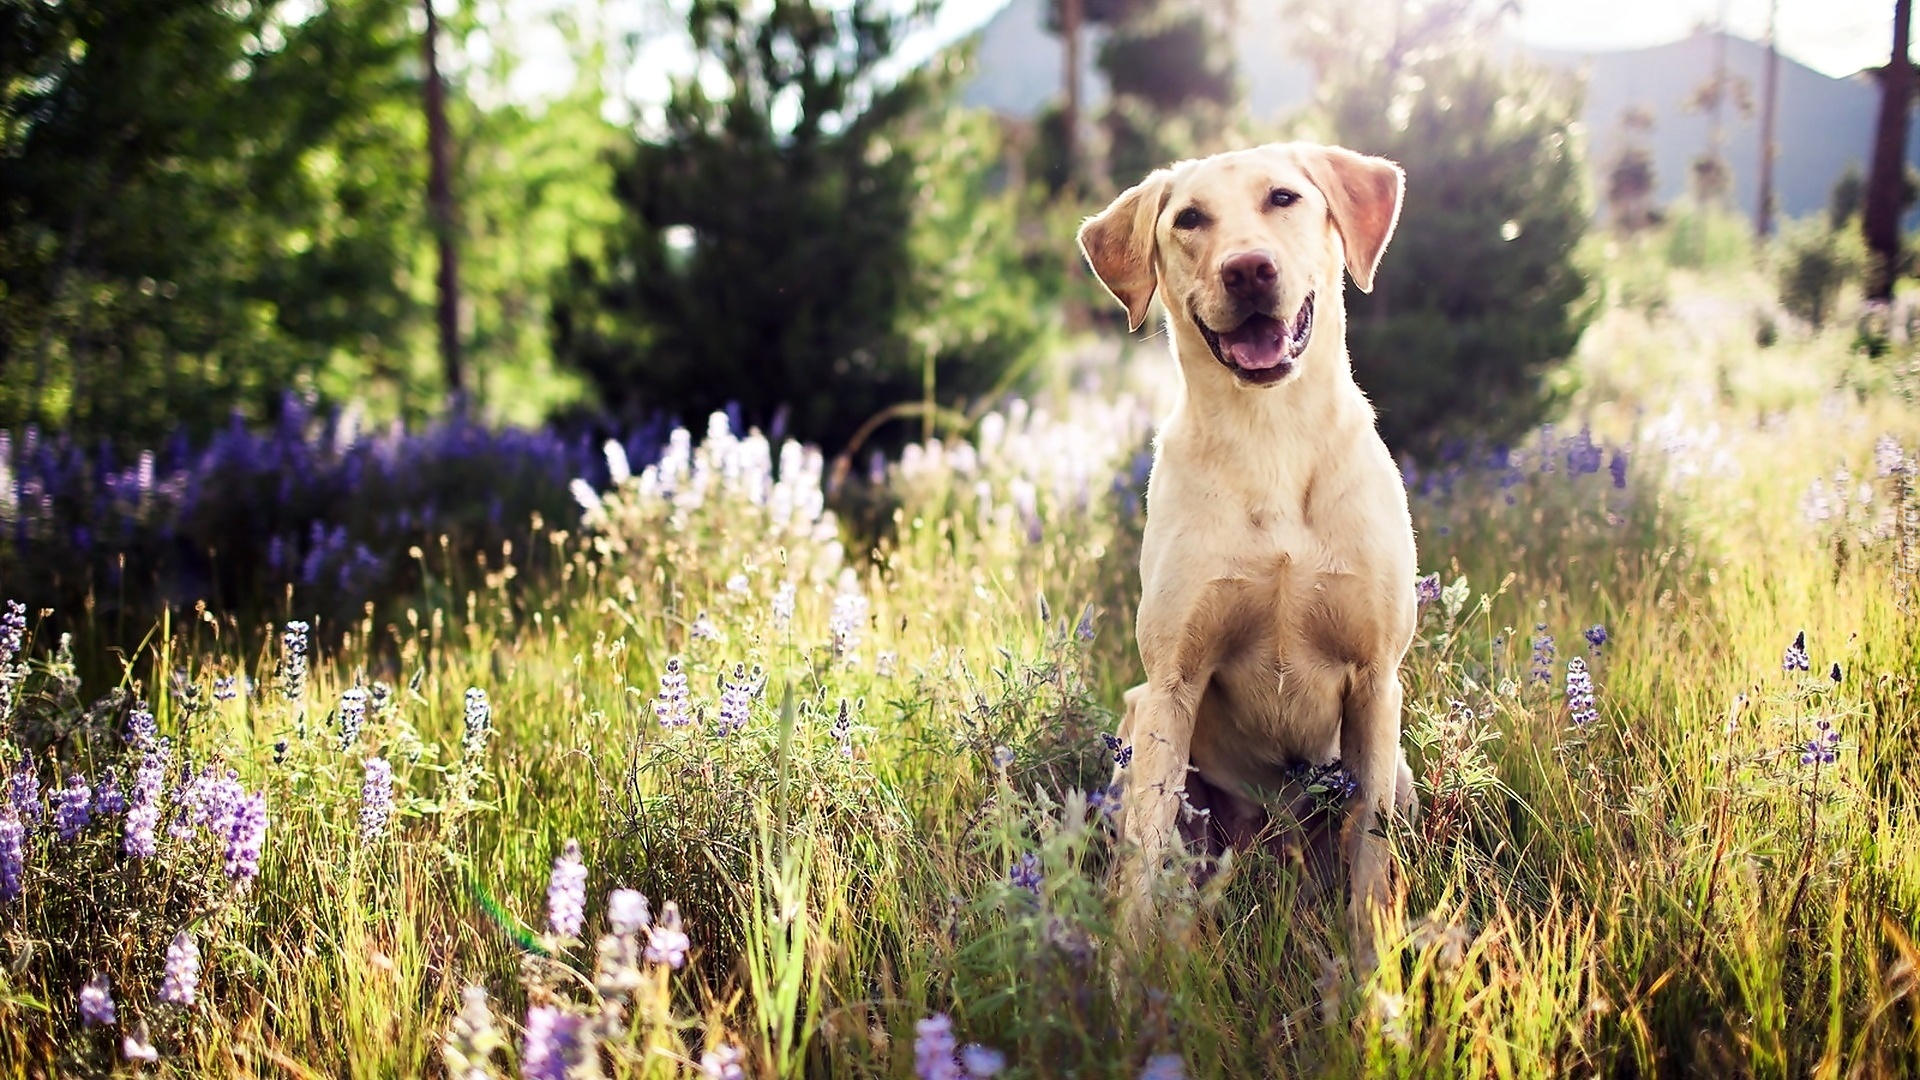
1608, 449, 1629, 490
1414, 573, 1442, 606
654, 658, 693, 728
0, 809, 23, 901
54, 773, 91, 840
8, 763, 43, 829
1139, 1053, 1186, 1080
548, 839, 587, 937
360, 757, 394, 840
716, 664, 754, 736
770, 582, 797, 632
1875, 434, 1908, 478
443, 984, 500, 1080
123, 752, 163, 858
127, 701, 158, 749
829, 590, 868, 657
690, 610, 723, 642
1076, 603, 1098, 642
123, 1021, 159, 1063
1584, 624, 1608, 652
521, 1004, 587, 1080
914, 1013, 961, 1080
159, 930, 200, 1006
80, 973, 116, 1026
1530, 624, 1556, 684
1009, 853, 1042, 895
338, 687, 368, 751
991, 745, 1014, 770
1087, 783, 1122, 817
224, 791, 267, 883
1800, 720, 1841, 767
1783, 630, 1810, 673
830, 699, 854, 756
960, 1045, 1006, 1079
93, 767, 126, 816
699, 1042, 748, 1080
280, 620, 310, 702
608, 888, 651, 936
1565, 657, 1598, 726
1102, 732, 1133, 768
461, 687, 493, 762
0, 600, 25, 723
644, 901, 690, 968
213, 675, 239, 702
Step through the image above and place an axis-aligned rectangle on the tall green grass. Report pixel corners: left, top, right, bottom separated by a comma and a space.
1, 274, 1917, 1078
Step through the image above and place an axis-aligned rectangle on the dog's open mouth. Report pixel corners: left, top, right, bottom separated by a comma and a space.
1198, 293, 1314, 385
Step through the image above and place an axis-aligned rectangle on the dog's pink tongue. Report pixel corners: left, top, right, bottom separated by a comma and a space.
1222, 316, 1287, 370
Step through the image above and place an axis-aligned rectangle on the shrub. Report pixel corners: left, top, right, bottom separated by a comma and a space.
1774, 217, 1865, 331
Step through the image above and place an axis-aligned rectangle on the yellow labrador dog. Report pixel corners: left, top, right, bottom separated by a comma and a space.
1079, 142, 1418, 965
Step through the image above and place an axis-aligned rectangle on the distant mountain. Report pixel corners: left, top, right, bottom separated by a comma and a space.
961, 0, 1920, 224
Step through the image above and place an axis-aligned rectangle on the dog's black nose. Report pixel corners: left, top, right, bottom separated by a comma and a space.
1220, 250, 1277, 301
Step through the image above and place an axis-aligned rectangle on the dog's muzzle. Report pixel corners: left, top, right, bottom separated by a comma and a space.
1198, 293, 1314, 386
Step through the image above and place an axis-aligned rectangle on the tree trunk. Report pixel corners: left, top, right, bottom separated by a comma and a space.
1757, 0, 1780, 238
423, 0, 464, 408
1061, 0, 1081, 193
1865, 0, 1913, 302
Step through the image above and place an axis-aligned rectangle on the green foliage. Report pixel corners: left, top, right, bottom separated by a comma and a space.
1094, 0, 1239, 190
1662, 199, 1757, 270
0, 0, 425, 441
551, 1, 1040, 451
1319, 52, 1594, 456
1774, 216, 1865, 330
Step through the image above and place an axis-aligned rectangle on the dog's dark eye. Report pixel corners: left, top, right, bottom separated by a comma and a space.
1269, 188, 1300, 208
1173, 207, 1205, 230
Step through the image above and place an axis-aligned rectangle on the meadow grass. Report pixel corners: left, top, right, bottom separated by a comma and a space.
1, 268, 1918, 1078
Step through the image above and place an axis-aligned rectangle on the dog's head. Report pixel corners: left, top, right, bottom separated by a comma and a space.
1077, 142, 1403, 386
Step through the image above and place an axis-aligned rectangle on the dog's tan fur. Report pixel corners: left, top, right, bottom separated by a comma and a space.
1078, 142, 1417, 964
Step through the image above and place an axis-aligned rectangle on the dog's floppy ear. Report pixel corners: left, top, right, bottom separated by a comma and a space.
1302, 146, 1404, 294
1077, 170, 1172, 331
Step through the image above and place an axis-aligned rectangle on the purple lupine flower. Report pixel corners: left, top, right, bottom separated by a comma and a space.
0, 600, 25, 722
829, 590, 867, 657
1830, 662, 1843, 684
1874, 434, 1908, 478
521, 1004, 586, 1080
80, 973, 116, 1026
280, 621, 310, 702
715, 665, 754, 736
9, 764, 43, 829
122, 1021, 158, 1063
1609, 449, 1629, 489
1009, 853, 1043, 895
608, 888, 651, 936
914, 1013, 961, 1080
124, 740, 168, 858
127, 700, 158, 749
690, 610, 722, 642
960, 1045, 1006, 1078
1783, 630, 1810, 673
1584, 624, 1608, 652
1414, 573, 1442, 606
699, 1042, 748, 1080
213, 675, 239, 702
360, 757, 394, 839
1530, 625, 1556, 684
1076, 604, 1098, 642
644, 901, 690, 968
461, 688, 493, 762
93, 767, 126, 816
1565, 658, 1598, 727
654, 658, 692, 728
770, 582, 797, 632
1140, 1054, 1186, 1080
338, 687, 368, 751
53, 773, 91, 840
159, 930, 200, 1006
1800, 720, 1841, 767
1102, 732, 1133, 767
829, 699, 855, 756
547, 839, 587, 938
224, 791, 267, 883
0, 809, 24, 901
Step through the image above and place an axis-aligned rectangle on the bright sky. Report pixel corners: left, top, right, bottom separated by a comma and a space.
486, 0, 1908, 109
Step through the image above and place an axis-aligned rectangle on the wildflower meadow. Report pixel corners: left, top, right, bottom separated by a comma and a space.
1, 266, 1918, 1078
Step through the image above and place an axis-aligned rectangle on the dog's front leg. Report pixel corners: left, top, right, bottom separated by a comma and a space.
1115, 675, 1203, 941
1339, 669, 1404, 972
